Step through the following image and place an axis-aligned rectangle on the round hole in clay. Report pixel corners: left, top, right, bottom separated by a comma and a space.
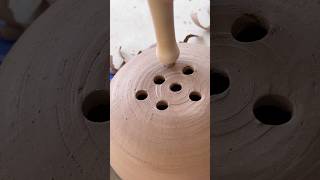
170, 83, 182, 92
211, 69, 230, 96
189, 91, 202, 101
156, 100, 168, 110
253, 95, 293, 125
136, 90, 148, 100
231, 14, 268, 42
82, 90, 109, 123
182, 66, 194, 75
154, 75, 165, 84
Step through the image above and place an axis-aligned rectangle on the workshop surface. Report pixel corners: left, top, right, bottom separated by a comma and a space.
111, 0, 210, 68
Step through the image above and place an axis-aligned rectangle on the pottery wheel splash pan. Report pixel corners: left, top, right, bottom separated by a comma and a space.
0, 0, 109, 179
212, 0, 320, 179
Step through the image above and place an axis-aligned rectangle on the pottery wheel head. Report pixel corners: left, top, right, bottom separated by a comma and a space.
110, 43, 210, 180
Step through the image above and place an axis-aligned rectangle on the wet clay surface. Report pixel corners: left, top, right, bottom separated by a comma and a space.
111, 43, 210, 180
0, 0, 109, 179
212, 0, 320, 179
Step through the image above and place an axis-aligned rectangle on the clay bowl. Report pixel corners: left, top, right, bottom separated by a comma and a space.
0, 0, 109, 179
110, 43, 210, 180
212, 0, 320, 179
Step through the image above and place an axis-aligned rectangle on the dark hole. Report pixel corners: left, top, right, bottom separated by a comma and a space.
154, 75, 165, 84
82, 90, 109, 123
136, 90, 148, 100
183, 66, 194, 75
231, 14, 268, 42
156, 101, 168, 110
253, 95, 293, 125
170, 83, 182, 92
189, 91, 202, 101
211, 70, 230, 96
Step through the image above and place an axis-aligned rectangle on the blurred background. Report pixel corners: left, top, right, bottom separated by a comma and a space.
110, 0, 210, 70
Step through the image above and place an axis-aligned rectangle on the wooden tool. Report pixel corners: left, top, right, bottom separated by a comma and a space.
148, 0, 180, 66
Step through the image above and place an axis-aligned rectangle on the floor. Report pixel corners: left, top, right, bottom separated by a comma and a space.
110, 0, 210, 68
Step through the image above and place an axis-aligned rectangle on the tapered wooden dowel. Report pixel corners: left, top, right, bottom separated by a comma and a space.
148, 0, 180, 66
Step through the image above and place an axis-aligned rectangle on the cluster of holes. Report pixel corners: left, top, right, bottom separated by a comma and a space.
211, 68, 293, 125
211, 14, 294, 125
82, 90, 109, 123
135, 65, 201, 110
212, 14, 269, 96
